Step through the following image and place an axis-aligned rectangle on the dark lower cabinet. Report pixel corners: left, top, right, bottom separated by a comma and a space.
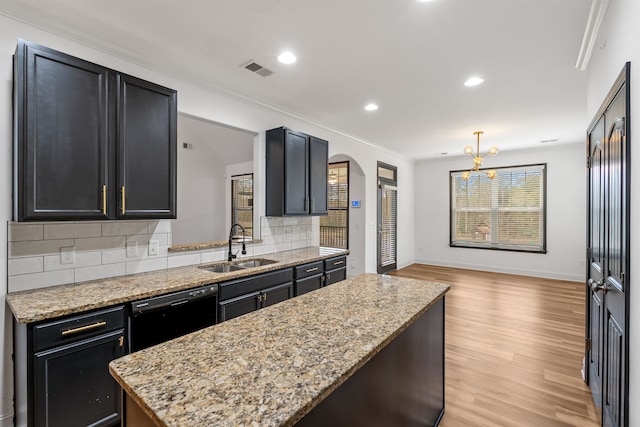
34, 330, 124, 427
14, 305, 126, 427
324, 267, 346, 286
218, 269, 294, 323
219, 282, 293, 322
295, 275, 323, 296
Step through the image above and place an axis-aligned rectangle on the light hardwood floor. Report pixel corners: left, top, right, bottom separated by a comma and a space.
391, 264, 601, 427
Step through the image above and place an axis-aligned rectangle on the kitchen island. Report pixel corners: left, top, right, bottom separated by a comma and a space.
109, 273, 449, 426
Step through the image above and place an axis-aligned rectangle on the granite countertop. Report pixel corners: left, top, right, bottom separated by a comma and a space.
6, 246, 348, 324
109, 273, 449, 427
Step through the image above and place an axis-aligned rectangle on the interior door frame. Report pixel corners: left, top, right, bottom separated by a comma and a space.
377, 161, 397, 274
585, 61, 631, 427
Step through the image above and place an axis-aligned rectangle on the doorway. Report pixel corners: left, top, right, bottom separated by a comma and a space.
377, 162, 397, 274
586, 62, 630, 427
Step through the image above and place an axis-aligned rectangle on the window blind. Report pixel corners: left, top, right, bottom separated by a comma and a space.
320, 162, 349, 249
231, 174, 253, 238
450, 164, 546, 253
380, 183, 397, 266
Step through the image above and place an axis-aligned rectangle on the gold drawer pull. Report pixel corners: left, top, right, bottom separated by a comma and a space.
306, 267, 319, 273
333, 260, 344, 266
61, 321, 107, 336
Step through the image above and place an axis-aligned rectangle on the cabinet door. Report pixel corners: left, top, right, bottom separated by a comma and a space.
309, 136, 328, 215
295, 275, 323, 296
284, 130, 310, 215
34, 329, 125, 427
15, 40, 110, 220
117, 74, 177, 219
324, 267, 347, 286
218, 291, 261, 322
262, 282, 293, 308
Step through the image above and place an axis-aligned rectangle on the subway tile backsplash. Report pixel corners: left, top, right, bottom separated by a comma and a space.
7, 216, 317, 292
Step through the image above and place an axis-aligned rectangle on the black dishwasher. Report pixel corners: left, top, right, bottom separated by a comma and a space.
129, 284, 217, 352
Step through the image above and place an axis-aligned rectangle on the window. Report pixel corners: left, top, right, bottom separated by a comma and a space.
231, 174, 253, 238
450, 164, 546, 253
320, 162, 349, 249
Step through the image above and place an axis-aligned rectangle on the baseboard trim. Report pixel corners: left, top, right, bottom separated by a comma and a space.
411, 259, 584, 283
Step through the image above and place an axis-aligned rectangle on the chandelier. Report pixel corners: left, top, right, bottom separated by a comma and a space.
461, 131, 499, 181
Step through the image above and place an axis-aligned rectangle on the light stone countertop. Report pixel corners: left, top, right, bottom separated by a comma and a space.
6, 246, 348, 324
109, 273, 449, 427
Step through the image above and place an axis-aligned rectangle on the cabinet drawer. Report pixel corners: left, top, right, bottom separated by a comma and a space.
33, 306, 125, 352
218, 268, 294, 301
295, 261, 324, 280
325, 267, 346, 286
324, 256, 347, 271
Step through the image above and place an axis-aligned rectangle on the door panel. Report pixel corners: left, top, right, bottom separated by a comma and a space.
586, 62, 629, 427
284, 130, 309, 215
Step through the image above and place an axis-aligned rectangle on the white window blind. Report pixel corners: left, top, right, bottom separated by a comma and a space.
450, 164, 546, 253
380, 183, 397, 266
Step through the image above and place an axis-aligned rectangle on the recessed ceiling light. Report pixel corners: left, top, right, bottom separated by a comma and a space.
364, 103, 379, 111
277, 51, 296, 64
464, 77, 484, 87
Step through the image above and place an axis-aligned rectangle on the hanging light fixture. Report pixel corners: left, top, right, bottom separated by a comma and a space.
461, 131, 499, 181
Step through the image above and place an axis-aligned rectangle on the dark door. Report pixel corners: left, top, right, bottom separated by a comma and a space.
309, 136, 329, 215
284, 130, 309, 215
295, 275, 323, 296
34, 329, 125, 427
16, 40, 110, 220
117, 73, 177, 219
586, 63, 630, 427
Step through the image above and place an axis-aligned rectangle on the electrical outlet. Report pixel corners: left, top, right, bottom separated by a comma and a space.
350, 261, 356, 269
126, 241, 138, 258
60, 246, 75, 265
285, 230, 292, 241
149, 240, 159, 256
306, 230, 312, 238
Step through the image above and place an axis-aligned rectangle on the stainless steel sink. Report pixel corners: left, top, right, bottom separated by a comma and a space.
232, 258, 278, 269
202, 264, 245, 273
200, 258, 278, 273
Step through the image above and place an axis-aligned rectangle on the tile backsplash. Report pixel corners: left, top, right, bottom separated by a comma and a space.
7, 216, 318, 293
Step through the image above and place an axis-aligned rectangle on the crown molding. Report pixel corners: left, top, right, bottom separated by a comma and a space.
575, 0, 611, 71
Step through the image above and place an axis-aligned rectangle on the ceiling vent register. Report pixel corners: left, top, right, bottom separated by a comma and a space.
242, 61, 274, 77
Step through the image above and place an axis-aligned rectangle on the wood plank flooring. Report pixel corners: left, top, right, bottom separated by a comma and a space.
390, 264, 601, 427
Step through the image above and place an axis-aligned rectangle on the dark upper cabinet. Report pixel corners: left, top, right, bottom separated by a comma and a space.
266, 127, 328, 216
117, 74, 177, 218
14, 40, 110, 220
13, 39, 177, 221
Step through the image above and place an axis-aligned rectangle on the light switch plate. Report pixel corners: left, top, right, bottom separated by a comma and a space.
60, 246, 75, 265
149, 240, 159, 256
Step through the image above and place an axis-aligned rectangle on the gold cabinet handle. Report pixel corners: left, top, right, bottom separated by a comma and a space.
101, 185, 107, 215
61, 321, 107, 336
306, 267, 319, 273
333, 260, 344, 266
119, 336, 124, 347
121, 186, 126, 214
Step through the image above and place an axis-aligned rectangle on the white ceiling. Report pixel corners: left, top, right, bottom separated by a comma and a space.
0, 0, 592, 160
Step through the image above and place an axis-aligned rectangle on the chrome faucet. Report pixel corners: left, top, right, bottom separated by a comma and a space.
228, 223, 247, 261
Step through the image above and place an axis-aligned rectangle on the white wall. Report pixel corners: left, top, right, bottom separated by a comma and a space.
0, 15, 416, 423
174, 130, 227, 244
414, 143, 586, 282
586, 1, 639, 424
328, 155, 366, 277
